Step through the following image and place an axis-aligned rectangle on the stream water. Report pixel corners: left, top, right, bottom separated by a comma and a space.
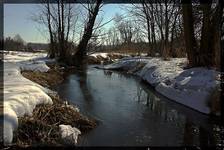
55, 66, 221, 146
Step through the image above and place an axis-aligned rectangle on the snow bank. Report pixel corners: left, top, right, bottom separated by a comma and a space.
103, 57, 149, 70
59, 125, 81, 145
19, 61, 50, 72
3, 63, 52, 144
3, 51, 50, 72
89, 52, 108, 58
3, 51, 53, 144
156, 68, 219, 114
89, 52, 130, 59
137, 58, 186, 85
3, 51, 47, 63
103, 57, 220, 114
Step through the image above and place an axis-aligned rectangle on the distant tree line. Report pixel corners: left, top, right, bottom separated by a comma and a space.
4, 34, 49, 52
4, 34, 27, 51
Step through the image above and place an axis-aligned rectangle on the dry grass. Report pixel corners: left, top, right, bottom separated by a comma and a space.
31, 94, 97, 132
13, 63, 97, 147
21, 64, 64, 88
14, 94, 97, 147
15, 118, 61, 147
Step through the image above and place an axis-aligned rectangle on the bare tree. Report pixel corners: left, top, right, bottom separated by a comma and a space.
107, 26, 120, 49
127, 1, 182, 58
199, 0, 223, 68
46, 1, 55, 58
72, 0, 103, 66
182, 1, 198, 67
114, 14, 138, 44
125, 2, 153, 55
34, 0, 76, 61
182, 0, 223, 68
153, 1, 180, 59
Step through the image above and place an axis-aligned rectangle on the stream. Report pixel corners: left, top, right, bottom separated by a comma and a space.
54, 65, 221, 146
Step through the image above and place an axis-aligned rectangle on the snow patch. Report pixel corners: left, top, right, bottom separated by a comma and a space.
3, 51, 53, 144
155, 68, 219, 114
3, 51, 48, 63
90, 52, 108, 58
89, 52, 130, 59
59, 125, 81, 145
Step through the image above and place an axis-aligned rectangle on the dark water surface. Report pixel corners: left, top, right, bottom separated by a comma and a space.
55, 66, 221, 146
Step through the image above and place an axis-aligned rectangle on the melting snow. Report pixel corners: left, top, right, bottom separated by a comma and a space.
3, 51, 53, 144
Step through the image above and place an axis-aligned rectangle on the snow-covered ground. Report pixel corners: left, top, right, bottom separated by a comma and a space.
102, 56, 220, 115
3, 51, 47, 63
3, 51, 54, 144
3, 51, 52, 72
3, 51, 82, 145
89, 52, 130, 59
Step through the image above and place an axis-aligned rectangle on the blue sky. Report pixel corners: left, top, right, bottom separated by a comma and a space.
4, 4, 127, 43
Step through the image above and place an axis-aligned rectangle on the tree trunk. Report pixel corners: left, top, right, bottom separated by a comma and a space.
170, 11, 179, 57
162, 1, 169, 60
150, 6, 156, 56
147, 18, 151, 56
46, 1, 55, 58
210, 1, 223, 69
57, 0, 66, 61
142, 2, 151, 56
182, 1, 198, 67
199, 1, 223, 68
199, 3, 212, 67
57, 0, 62, 60
73, 0, 102, 67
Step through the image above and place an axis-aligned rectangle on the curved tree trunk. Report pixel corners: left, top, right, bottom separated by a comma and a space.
72, 0, 102, 67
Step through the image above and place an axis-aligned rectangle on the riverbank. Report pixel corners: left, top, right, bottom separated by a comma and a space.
3, 51, 97, 147
100, 56, 221, 115
87, 52, 130, 64
17, 63, 96, 147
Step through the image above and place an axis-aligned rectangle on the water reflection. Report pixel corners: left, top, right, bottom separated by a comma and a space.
55, 66, 222, 146
135, 80, 222, 146
77, 64, 94, 102
183, 119, 197, 145
103, 70, 113, 77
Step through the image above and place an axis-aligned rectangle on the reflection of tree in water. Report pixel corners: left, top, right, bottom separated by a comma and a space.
75, 66, 219, 146
211, 125, 223, 146
199, 126, 210, 146
136, 83, 218, 146
103, 70, 113, 77
137, 84, 165, 117
76, 64, 93, 101
183, 118, 196, 145
136, 86, 143, 103
182, 118, 216, 146
198, 123, 223, 146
